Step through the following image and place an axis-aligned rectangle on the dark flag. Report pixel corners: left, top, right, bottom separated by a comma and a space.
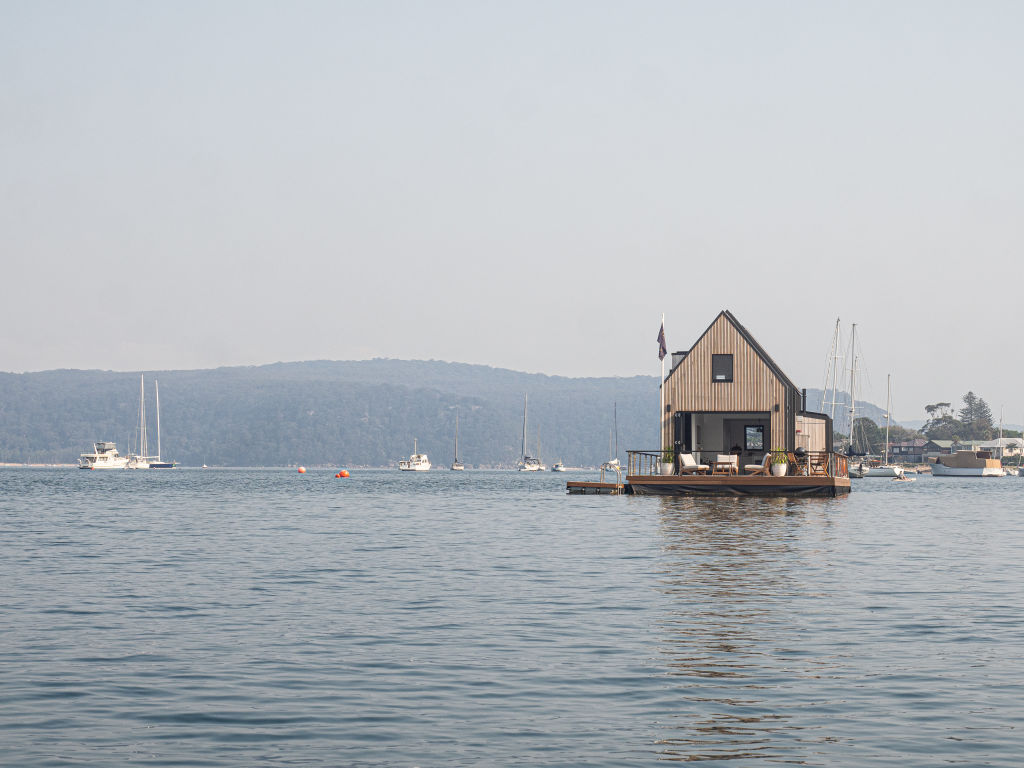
657, 322, 667, 361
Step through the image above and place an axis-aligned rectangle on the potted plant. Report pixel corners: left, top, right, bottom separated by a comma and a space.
660, 446, 675, 475
770, 449, 788, 477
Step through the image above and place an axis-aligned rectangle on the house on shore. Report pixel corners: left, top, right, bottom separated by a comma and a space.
889, 438, 927, 464
923, 439, 954, 460
660, 310, 833, 468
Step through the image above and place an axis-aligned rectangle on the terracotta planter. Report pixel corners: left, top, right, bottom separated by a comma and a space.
771, 463, 788, 477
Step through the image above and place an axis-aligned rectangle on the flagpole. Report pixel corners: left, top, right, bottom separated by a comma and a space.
660, 312, 665, 450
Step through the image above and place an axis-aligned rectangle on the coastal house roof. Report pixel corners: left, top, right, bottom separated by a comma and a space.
674, 310, 799, 392
890, 439, 927, 448
979, 437, 1024, 449
925, 439, 954, 448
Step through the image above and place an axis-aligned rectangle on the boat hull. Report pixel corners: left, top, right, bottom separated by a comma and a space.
864, 466, 904, 477
931, 464, 1005, 477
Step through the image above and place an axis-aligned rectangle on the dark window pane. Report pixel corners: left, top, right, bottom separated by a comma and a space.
712, 354, 733, 382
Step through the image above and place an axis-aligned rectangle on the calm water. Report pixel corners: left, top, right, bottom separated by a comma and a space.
1, 468, 1022, 766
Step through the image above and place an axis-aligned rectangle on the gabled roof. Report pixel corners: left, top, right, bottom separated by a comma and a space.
925, 439, 954, 448
685, 310, 799, 392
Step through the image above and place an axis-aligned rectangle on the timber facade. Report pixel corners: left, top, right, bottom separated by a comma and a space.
661, 310, 832, 468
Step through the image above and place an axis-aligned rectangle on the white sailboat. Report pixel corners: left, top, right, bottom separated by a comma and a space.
451, 407, 465, 471
864, 374, 904, 477
601, 402, 620, 471
127, 374, 155, 469
844, 325, 871, 478
399, 438, 431, 471
128, 376, 176, 469
149, 380, 176, 468
518, 394, 543, 471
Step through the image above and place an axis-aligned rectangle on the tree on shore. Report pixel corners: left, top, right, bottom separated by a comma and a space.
922, 393, 995, 441
959, 391, 994, 440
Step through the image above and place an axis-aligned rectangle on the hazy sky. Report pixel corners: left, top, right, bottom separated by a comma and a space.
3, 1, 1022, 421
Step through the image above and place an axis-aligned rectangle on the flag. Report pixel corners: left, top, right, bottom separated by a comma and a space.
657, 322, 667, 361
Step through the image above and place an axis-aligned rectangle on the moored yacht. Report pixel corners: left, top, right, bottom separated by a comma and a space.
932, 450, 1005, 477
863, 375, 904, 477
79, 441, 129, 469
551, 461, 567, 472
399, 439, 431, 471
517, 393, 545, 471
450, 408, 465, 471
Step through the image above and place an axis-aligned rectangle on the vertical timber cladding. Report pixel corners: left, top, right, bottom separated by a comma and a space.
663, 312, 798, 451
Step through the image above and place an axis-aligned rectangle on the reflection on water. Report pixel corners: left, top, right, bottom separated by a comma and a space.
654, 496, 844, 763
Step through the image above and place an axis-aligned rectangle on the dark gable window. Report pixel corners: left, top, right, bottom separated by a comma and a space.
711, 354, 733, 382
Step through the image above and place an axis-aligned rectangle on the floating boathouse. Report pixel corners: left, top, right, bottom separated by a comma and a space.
612, 310, 848, 496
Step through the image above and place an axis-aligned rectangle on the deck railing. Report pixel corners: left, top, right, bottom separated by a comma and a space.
627, 450, 850, 478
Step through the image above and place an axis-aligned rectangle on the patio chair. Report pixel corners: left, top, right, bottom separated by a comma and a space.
677, 453, 710, 474
744, 453, 771, 476
807, 451, 830, 476
712, 454, 738, 475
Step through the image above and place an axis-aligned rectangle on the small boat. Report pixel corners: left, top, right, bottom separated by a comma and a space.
892, 475, 915, 483
451, 408, 465, 471
79, 441, 129, 469
932, 450, 1005, 477
863, 375, 904, 478
127, 374, 155, 469
127, 375, 176, 468
517, 394, 545, 471
551, 461, 567, 472
599, 403, 620, 472
399, 439, 431, 471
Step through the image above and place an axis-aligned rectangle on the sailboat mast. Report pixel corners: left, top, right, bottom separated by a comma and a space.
139, 373, 148, 458
614, 401, 618, 461
454, 408, 459, 462
848, 324, 857, 452
884, 374, 891, 464
823, 317, 842, 420
155, 380, 161, 462
522, 394, 528, 459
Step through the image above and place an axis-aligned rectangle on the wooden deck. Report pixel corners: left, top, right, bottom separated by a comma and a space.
625, 474, 850, 497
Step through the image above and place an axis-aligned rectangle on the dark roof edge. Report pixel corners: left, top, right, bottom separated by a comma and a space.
798, 409, 831, 420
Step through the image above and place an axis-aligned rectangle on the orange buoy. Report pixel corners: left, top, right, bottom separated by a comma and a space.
339, 469, 350, 478
298, 466, 306, 474
335, 472, 341, 478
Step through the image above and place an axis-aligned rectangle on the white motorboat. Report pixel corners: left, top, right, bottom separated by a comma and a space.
399, 439, 431, 471
551, 461, 567, 472
865, 464, 905, 478
79, 441, 129, 469
932, 450, 1005, 477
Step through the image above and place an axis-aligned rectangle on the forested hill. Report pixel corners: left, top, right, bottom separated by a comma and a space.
0, 361, 889, 467
0, 361, 658, 467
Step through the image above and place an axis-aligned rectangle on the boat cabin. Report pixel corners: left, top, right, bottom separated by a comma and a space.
661, 310, 833, 468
